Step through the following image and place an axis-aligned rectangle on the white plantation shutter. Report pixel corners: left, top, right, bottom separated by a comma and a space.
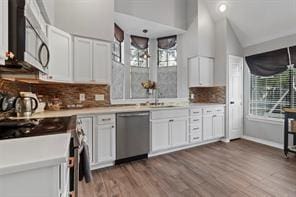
250, 67, 296, 119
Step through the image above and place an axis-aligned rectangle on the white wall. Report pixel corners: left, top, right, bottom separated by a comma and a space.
114, 0, 187, 30
243, 33, 296, 144
214, 19, 243, 85
54, 0, 114, 41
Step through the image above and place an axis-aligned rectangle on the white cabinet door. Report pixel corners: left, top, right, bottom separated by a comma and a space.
93, 40, 111, 84
203, 115, 213, 140
199, 57, 214, 86
170, 118, 188, 147
188, 57, 200, 87
213, 114, 225, 138
79, 117, 93, 164
151, 120, 170, 152
73, 37, 93, 82
94, 124, 115, 164
0, 0, 8, 65
47, 26, 73, 82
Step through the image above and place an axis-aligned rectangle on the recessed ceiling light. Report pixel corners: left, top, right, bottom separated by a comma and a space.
218, 4, 227, 13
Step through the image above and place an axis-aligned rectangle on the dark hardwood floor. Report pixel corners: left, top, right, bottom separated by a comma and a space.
79, 140, 296, 197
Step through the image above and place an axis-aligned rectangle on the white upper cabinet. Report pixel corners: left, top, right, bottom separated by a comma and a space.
188, 57, 200, 87
0, 0, 8, 65
93, 40, 111, 84
74, 36, 111, 84
55, 0, 114, 42
47, 25, 73, 82
74, 37, 93, 82
188, 56, 214, 87
199, 57, 214, 86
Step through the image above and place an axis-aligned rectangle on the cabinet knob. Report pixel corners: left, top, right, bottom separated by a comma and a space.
48, 76, 53, 79
111, 125, 115, 128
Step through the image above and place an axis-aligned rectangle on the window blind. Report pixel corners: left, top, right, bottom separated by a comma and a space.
250, 67, 296, 119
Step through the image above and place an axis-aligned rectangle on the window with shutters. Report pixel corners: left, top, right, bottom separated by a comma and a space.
249, 67, 296, 119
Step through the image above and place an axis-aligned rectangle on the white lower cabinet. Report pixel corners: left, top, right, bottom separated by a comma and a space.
0, 161, 69, 197
203, 115, 214, 140
170, 118, 188, 147
151, 120, 170, 152
213, 114, 225, 138
79, 114, 115, 169
201, 107, 225, 141
93, 124, 115, 164
150, 109, 189, 153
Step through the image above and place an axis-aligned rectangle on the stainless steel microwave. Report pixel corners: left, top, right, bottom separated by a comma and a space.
3, 0, 50, 73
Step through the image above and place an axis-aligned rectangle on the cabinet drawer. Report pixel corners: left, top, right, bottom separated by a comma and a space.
190, 117, 202, 125
190, 124, 202, 133
190, 108, 202, 116
151, 109, 189, 120
97, 114, 115, 125
203, 108, 215, 115
190, 132, 202, 143
215, 107, 225, 114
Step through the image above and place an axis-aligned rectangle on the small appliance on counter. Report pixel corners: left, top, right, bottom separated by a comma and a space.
15, 92, 39, 117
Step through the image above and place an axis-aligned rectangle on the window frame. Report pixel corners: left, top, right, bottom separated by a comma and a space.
112, 38, 124, 64
157, 44, 177, 67
130, 44, 149, 68
248, 67, 295, 121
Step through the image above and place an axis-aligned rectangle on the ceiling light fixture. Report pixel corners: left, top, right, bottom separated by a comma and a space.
140, 29, 151, 59
218, 3, 227, 13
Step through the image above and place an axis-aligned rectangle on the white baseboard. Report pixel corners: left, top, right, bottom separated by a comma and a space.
242, 135, 283, 149
148, 139, 221, 157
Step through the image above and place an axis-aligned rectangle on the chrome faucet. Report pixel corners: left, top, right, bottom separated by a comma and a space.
154, 89, 159, 106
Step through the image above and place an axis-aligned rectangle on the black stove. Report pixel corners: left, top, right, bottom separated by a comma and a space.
0, 116, 77, 140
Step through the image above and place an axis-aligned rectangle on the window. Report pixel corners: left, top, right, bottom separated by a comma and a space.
130, 45, 149, 67
112, 39, 124, 63
158, 36, 177, 67
249, 67, 296, 119
112, 24, 124, 64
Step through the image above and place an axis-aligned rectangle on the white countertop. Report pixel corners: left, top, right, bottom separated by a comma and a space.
0, 133, 71, 176
10, 103, 225, 119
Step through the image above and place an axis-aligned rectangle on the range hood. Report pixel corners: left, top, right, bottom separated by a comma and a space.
1, 0, 49, 74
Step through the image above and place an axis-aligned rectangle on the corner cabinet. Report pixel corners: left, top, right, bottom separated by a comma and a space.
0, 0, 8, 65
188, 56, 214, 87
47, 25, 73, 82
73, 36, 111, 84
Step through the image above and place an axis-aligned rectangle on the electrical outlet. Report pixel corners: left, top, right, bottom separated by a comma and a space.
95, 94, 104, 101
190, 94, 195, 100
79, 94, 85, 102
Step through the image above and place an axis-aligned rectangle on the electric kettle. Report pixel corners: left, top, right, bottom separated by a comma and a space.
15, 92, 39, 117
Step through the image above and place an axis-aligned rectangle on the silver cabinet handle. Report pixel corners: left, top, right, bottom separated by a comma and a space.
193, 127, 199, 130
102, 118, 111, 121
193, 137, 200, 140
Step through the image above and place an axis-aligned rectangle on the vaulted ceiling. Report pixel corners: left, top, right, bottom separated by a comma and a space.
204, 0, 296, 47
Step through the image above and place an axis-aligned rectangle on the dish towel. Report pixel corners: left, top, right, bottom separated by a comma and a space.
79, 134, 92, 183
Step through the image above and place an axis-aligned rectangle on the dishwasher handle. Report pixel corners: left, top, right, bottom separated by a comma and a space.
117, 112, 149, 117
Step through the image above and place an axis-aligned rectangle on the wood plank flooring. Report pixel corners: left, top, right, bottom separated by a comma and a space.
79, 140, 296, 197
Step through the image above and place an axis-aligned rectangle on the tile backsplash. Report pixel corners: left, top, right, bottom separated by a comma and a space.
189, 86, 226, 104
0, 79, 110, 109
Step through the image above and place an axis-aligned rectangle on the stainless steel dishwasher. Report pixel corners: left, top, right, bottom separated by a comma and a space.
116, 112, 150, 164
